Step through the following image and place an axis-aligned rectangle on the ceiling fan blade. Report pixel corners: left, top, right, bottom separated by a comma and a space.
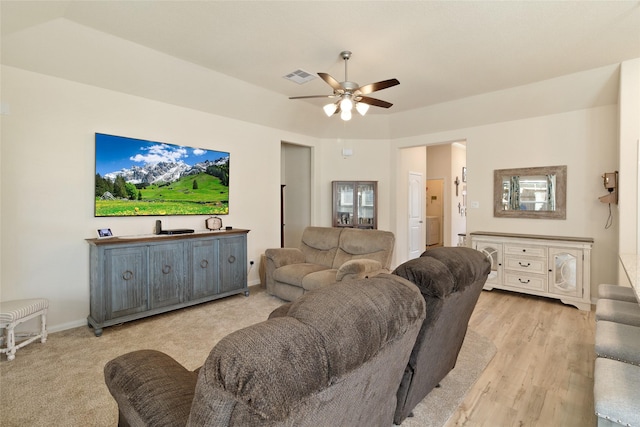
358, 96, 393, 108
318, 72, 343, 91
358, 78, 400, 95
289, 95, 337, 100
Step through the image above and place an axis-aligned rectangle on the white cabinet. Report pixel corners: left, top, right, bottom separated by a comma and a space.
470, 232, 593, 311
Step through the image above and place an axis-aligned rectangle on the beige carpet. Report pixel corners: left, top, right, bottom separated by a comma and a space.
0, 286, 495, 426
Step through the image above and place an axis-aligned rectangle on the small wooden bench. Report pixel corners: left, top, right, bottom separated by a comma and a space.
0, 298, 48, 361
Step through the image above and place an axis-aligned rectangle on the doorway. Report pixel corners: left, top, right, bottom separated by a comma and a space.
426, 178, 444, 247
425, 141, 466, 247
281, 142, 312, 247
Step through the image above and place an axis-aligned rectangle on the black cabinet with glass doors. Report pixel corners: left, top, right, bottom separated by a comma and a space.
332, 181, 377, 229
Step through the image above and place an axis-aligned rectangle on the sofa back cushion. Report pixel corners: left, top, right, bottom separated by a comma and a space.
392, 247, 490, 299
188, 274, 425, 423
299, 226, 343, 268
333, 228, 395, 270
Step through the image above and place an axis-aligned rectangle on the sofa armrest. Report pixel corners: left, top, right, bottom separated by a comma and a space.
104, 349, 198, 427
336, 259, 384, 281
264, 248, 306, 268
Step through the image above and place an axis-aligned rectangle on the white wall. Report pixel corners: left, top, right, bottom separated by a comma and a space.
316, 138, 391, 230
618, 59, 640, 254
0, 66, 317, 331
393, 105, 620, 299
617, 58, 640, 286
450, 143, 467, 245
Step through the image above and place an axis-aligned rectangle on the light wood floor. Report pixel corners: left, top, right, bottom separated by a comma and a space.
446, 289, 597, 427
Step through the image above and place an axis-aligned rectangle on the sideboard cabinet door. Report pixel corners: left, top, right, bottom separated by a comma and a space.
219, 235, 247, 294
548, 248, 582, 298
105, 246, 148, 319
149, 242, 185, 309
190, 238, 219, 300
473, 241, 502, 288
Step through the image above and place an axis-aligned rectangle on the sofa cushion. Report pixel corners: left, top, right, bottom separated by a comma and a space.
336, 259, 383, 281
301, 269, 338, 292
392, 256, 455, 299
393, 247, 490, 299
299, 226, 342, 268
272, 263, 330, 287
283, 273, 424, 380
333, 228, 395, 270
419, 247, 490, 292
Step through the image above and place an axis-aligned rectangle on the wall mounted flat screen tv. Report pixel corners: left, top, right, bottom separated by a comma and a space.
95, 133, 229, 217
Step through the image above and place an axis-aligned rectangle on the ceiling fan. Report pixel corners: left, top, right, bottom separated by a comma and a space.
289, 51, 400, 121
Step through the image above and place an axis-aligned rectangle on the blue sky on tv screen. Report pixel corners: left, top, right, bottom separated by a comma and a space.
95, 133, 229, 176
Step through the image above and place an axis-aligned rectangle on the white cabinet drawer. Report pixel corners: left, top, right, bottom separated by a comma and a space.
504, 272, 546, 291
504, 257, 547, 274
504, 244, 546, 258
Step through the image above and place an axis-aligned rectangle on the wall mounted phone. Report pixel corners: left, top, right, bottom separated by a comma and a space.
599, 171, 618, 204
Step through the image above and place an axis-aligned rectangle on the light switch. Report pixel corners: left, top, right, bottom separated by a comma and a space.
470, 201, 480, 209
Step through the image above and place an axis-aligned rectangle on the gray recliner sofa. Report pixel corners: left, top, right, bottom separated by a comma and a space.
392, 246, 491, 424
104, 274, 425, 427
264, 226, 395, 301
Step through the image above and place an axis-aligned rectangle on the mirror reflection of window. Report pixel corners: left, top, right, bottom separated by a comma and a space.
502, 174, 556, 211
494, 165, 566, 219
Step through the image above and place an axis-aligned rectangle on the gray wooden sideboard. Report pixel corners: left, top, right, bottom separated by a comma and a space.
87, 230, 249, 336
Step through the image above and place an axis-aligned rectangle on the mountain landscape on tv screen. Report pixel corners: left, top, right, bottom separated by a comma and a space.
95, 134, 229, 217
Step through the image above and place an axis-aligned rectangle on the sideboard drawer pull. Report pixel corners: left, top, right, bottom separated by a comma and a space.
228, 255, 236, 264
518, 278, 530, 284
122, 270, 134, 281
200, 259, 209, 269
519, 262, 531, 267
162, 265, 172, 275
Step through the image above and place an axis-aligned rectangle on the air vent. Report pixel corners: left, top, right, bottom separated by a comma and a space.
283, 69, 316, 84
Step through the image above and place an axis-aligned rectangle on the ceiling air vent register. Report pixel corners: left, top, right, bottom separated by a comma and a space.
283, 69, 317, 84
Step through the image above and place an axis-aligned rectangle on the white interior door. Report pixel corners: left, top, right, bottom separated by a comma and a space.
408, 172, 425, 259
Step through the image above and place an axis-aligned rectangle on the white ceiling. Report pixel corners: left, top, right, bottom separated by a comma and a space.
2, 1, 640, 139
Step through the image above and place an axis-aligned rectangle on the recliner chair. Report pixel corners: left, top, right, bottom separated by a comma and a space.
392, 246, 491, 425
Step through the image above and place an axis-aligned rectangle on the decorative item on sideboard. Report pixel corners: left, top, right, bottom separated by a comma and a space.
154, 219, 194, 235
206, 216, 223, 231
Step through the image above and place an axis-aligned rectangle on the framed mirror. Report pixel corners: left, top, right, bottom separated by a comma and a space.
494, 165, 567, 219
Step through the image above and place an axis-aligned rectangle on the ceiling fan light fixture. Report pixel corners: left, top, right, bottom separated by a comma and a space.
323, 103, 338, 117
355, 102, 369, 116
339, 96, 353, 112
289, 51, 400, 120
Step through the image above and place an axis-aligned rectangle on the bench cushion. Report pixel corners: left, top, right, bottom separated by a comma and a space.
598, 284, 638, 303
0, 299, 49, 323
595, 299, 640, 327
594, 358, 640, 426
595, 321, 640, 366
